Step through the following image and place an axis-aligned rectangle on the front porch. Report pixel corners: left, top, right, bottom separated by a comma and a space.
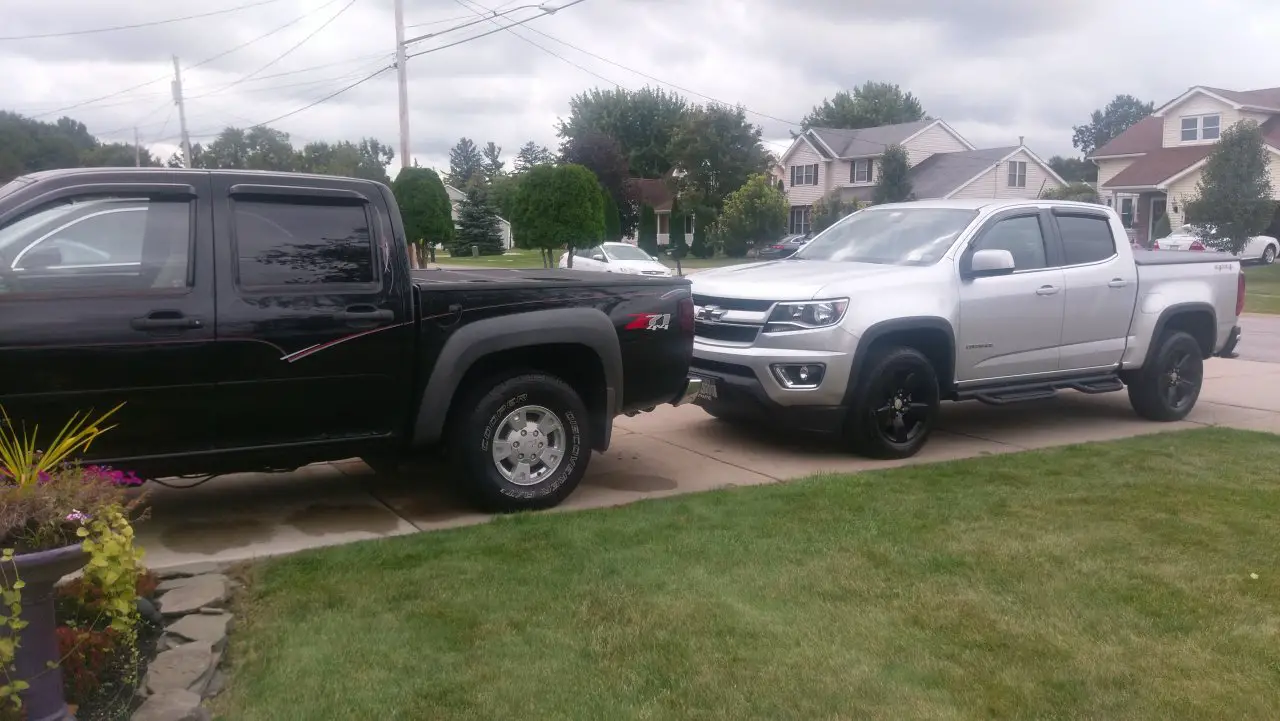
1102, 189, 1169, 248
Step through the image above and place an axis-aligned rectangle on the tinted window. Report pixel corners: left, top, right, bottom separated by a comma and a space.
973, 215, 1047, 270
234, 199, 374, 287
604, 244, 652, 261
0, 196, 191, 294
1056, 214, 1115, 265
796, 208, 977, 265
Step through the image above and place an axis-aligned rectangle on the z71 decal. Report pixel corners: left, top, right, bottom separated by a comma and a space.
625, 313, 671, 331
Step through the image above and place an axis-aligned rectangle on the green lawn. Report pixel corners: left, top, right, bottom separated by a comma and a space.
215, 429, 1280, 721
1245, 263, 1280, 314
431, 247, 754, 273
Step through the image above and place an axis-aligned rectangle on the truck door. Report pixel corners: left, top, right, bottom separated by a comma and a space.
209, 177, 414, 450
0, 175, 218, 460
955, 210, 1066, 382
1050, 209, 1138, 371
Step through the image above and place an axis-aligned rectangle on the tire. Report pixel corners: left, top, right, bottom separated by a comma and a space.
1263, 245, 1277, 265
449, 371, 592, 512
1127, 330, 1204, 422
844, 346, 941, 459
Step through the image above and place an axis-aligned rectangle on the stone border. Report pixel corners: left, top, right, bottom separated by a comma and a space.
131, 563, 236, 721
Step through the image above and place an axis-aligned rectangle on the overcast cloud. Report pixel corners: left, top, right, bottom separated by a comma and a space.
3, 0, 1279, 173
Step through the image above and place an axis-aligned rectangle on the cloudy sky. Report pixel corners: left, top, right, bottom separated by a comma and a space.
4, 0, 1279, 173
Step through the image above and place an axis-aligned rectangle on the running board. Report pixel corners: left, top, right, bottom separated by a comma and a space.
960, 373, 1125, 406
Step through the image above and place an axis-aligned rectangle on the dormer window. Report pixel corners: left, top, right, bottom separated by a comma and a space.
1181, 114, 1221, 142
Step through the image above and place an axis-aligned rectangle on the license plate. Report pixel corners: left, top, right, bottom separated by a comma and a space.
696, 376, 717, 401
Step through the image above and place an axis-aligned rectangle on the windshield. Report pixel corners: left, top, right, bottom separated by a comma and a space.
788, 208, 977, 265
793, 208, 979, 265
604, 244, 654, 261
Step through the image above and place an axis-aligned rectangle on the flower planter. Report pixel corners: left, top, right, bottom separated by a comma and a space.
5, 544, 89, 721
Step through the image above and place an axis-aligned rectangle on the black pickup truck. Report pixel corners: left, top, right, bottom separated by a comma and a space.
0, 168, 701, 511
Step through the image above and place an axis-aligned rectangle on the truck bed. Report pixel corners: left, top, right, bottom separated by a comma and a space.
1133, 249, 1236, 265
411, 267, 687, 288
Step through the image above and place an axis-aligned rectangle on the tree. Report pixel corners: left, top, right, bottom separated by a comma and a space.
482, 141, 504, 183
298, 138, 394, 183
800, 81, 926, 131
513, 141, 555, 172
1048, 155, 1097, 183
1071, 94, 1155, 157
1040, 182, 1101, 204
1152, 212, 1172, 240
80, 142, 159, 168
667, 103, 770, 220
637, 204, 659, 256
714, 173, 788, 257
690, 214, 712, 259
812, 192, 860, 233
557, 85, 689, 178
1183, 120, 1275, 255
872, 144, 913, 204
511, 163, 606, 267
452, 186, 504, 256
487, 173, 523, 223
603, 193, 622, 241
392, 166, 454, 264
562, 130, 637, 237
447, 137, 485, 188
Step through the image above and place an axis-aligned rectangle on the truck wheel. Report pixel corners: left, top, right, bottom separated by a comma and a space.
451, 372, 591, 512
1127, 331, 1203, 422
845, 346, 940, 459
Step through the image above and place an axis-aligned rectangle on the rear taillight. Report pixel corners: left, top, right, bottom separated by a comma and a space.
1237, 271, 1246, 317
1189, 240, 1206, 251
677, 296, 694, 341
1152, 240, 1160, 249
771, 244, 785, 250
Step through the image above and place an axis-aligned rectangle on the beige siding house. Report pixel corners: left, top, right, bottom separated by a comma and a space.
1089, 85, 1280, 246
774, 119, 1066, 234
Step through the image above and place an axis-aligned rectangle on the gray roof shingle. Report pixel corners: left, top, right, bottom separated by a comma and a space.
808, 120, 935, 158
907, 146, 1018, 199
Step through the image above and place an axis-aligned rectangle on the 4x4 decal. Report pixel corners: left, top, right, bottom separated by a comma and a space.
625, 313, 671, 331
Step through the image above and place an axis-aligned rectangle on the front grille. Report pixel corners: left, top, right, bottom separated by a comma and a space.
695, 321, 760, 344
640, 270, 667, 276
692, 295, 775, 312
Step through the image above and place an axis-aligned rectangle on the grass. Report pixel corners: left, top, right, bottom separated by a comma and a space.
1245, 262, 1280, 314
431, 247, 754, 272
215, 428, 1280, 721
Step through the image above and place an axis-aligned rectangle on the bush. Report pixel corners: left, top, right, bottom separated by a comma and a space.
1152, 212, 1172, 240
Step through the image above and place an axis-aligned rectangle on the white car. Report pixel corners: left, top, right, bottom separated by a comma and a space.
558, 241, 673, 276
1156, 223, 1278, 264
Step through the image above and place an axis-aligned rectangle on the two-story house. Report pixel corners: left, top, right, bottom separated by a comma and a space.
1090, 86, 1280, 246
775, 119, 1066, 234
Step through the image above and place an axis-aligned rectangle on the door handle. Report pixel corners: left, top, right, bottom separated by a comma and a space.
1035, 285, 1059, 296
335, 305, 394, 323
131, 311, 202, 331
1108, 278, 1128, 288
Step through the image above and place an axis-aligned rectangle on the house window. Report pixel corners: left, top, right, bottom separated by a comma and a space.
789, 164, 818, 186
1119, 197, 1134, 228
851, 159, 873, 184
1007, 161, 1027, 188
789, 206, 811, 235
657, 213, 669, 235
684, 214, 695, 234
1181, 114, 1221, 142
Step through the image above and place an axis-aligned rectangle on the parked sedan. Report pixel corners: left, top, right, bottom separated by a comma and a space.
1156, 224, 1278, 264
558, 241, 673, 276
757, 234, 810, 260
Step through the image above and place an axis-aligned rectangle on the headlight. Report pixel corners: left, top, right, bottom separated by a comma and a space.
763, 299, 849, 333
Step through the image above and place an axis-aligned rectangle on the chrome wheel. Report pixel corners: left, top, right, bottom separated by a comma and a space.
1264, 246, 1277, 265
490, 404, 566, 486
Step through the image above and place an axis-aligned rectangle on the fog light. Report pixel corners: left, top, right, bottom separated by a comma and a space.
771, 363, 825, 389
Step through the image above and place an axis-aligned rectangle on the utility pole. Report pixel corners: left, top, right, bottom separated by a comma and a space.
393, 0, 410, 171
171, 55, 192, 169
134, 127, 141, 167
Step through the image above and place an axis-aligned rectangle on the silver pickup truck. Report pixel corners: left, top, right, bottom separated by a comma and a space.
689, 199, 1244, 458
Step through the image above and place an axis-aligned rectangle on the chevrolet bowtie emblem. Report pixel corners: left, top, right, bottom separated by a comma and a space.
696, 305, 727, 321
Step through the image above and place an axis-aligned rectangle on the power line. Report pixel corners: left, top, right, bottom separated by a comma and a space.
185, 0, 347, 76
405, 13, 475, 29
201, 64, 394, 132
188, 0, 357, 99
0, 0, 287, 41
404, 0, 588, 60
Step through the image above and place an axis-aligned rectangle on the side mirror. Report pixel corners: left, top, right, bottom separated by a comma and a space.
20, 245, 63, 270
591, 253, 606, 262
966, 248, 1016, 278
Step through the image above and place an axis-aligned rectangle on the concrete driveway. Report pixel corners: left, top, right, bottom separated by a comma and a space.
135, 339, 1280, 570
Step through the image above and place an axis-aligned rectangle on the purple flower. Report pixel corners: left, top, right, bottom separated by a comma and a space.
83, 465, 144, 487
66, 509, 90, 523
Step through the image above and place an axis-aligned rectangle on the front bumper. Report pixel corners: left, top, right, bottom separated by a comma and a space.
1216, 325, 1241, 358
687, 363, 847, 434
